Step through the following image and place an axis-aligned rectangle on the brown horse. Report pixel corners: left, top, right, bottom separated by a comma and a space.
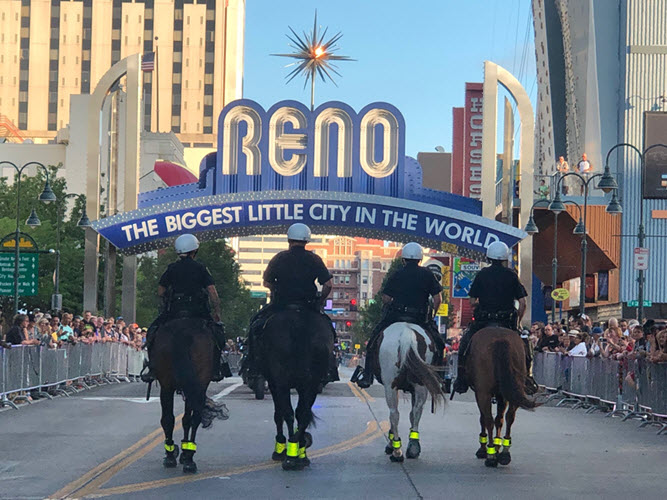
466, 327, 538, 467
152, 317, 228, 473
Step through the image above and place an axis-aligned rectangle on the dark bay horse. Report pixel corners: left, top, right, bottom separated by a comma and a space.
152, 317, 228, 473
467, 327, 538, 468
260, 308, 333, 471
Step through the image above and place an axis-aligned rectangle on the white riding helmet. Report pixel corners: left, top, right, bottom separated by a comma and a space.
401, 242, 423, 260
486, 241, 510, 261
174, 233, 200, 255
287, 223, 311, 242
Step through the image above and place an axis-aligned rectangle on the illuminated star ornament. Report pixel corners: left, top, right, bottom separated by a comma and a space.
272, 11, 355, 110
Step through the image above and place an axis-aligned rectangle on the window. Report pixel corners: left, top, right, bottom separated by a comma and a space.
345, 276, 350, 284
197, 101, 201, 110
362, 277, 368, 285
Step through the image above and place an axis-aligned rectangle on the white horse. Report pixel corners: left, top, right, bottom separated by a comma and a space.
378, 322, 445, 462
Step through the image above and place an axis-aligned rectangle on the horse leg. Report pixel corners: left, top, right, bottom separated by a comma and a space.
475, 413, 488, 459
284, 384, 316, 471
406, 386, 427, 459
160, 387, 179, 468
498, 403, 518, 466
182, 393, 203, 474
475, 391, 497, 467
493, 395, 507, 451
180, 399, 195, 470
384, 385, 403, 462
269, 380, 287, 461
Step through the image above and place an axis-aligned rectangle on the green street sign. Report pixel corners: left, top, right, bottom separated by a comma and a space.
250, 291, 267, 299
0, 254, 39, 296
627, 300, 651, 307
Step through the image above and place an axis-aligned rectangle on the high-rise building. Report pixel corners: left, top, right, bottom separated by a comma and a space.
0, 0, 244, 149
532, 0, 667, 320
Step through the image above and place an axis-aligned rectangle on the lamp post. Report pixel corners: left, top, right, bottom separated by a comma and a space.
550, 170, 622, 316
603, 142, 667, 324
0, 161, 57, 314
525, 199, 584, 323
53, 193, 92, 311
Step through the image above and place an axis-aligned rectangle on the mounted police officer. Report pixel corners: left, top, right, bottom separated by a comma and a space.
452, 241, 538, 395
244, 223, 340, 381
140, 234, 228, 383
352, 242, 445, 389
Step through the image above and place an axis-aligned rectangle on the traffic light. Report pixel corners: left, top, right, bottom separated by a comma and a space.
350, 298, 357, 312
345, 320, 352, 328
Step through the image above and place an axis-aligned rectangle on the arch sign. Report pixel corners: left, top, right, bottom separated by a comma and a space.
92, 99, 526, 255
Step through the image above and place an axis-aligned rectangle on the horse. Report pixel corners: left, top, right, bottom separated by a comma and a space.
377, 322, 445, 462
151, 317, 228, 473
260, 307, 333, 471
466, 326, 538, 468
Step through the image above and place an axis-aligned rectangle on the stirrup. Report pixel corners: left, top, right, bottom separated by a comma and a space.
453, 377, 468, 394
350, 365, 363, 383
140, 362, 155, 383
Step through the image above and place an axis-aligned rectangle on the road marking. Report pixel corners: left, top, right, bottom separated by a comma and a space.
50, 382, 243, 500
86, 420, 390, 498
82, 397, 160, 403
212, 381, 243, 401
347, 381, 375, 403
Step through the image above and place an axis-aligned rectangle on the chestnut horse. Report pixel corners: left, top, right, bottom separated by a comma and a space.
466, 327, 538, 467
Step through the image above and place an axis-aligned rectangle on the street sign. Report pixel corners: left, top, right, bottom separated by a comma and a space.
627, 300, 652, 307
0, 253, 39, 296
551, 288, 570, 301
633, 247, 649, 270
0, 233, 38, 251
354, 344, 360, 350
436, 303, 449, 317
250, 291, 267, 298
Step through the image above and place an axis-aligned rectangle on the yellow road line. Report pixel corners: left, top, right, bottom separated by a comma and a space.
347, 381, 375, 403
86, 420, 389, 498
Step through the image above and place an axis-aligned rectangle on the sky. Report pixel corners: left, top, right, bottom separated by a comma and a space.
243, 0, 536, 158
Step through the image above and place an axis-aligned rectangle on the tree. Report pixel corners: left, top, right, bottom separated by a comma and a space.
135, 239, 259, 338
0, 165, 87, 317
351, 257, 403, 348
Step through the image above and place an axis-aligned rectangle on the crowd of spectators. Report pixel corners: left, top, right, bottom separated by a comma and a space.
0, 309, 147, 351
527, 314, 667, 364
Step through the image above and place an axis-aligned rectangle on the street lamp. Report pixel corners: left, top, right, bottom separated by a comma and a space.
53, 193, 91, 311
0, 161, 56, 314
553, 171, 622, 316
604, 142, 667, 323
525, 198, 584, 323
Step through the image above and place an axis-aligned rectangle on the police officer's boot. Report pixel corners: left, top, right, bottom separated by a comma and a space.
140, 322, 159, 383
210, 322, 231, 382
327, 351, 340, 382
453, 329, 473, 394
521, 336, 539, 395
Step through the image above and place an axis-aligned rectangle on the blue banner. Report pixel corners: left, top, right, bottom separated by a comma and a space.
93, 191, 526, 255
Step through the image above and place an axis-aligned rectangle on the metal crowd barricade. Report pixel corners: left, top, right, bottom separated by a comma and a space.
226, 352, 242, 374
127, 349, 144, 379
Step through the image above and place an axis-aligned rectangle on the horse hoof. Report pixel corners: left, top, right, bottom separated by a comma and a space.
303, 432, 313, 449
475, 447, 487, 459
484, 457, 498, 468
299, 456, 311, 467
272, 451, 286, 461
282, 458, 305, 471
179, 454, 186, 465
163, 455, 178, 468
389, 453, 404, 463
406, 440, 421, 459
384, 444, 393, 455
182, 462, 197, 474
498, 451, 511, 466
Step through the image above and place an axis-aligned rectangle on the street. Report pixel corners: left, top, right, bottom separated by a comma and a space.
0, 367, 663, 500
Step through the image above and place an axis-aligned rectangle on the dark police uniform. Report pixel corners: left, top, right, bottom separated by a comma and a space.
245, 245, 336, 376
454, 262, 531, 394
353, 261, 444, 387
263, 246, 332, 305
141, 257, 227, 383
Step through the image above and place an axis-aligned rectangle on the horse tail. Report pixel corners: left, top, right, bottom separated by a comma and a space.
172, 331, 205, 411
492, 340, 537, 410
398, 328, 445, 408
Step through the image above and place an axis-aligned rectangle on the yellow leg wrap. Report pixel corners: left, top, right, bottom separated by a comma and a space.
493, 437, 502, 446
409, 431, 419, 440
486, 446, 497, 455
181, 441, 197, 451
286, 441, 299, 458
298, 447, 307, 459
165, 443, 175, 453
392, 439, 402, 449
479, 435, 488, 444
502, 438, 511, 448
275, 441, 286, 454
